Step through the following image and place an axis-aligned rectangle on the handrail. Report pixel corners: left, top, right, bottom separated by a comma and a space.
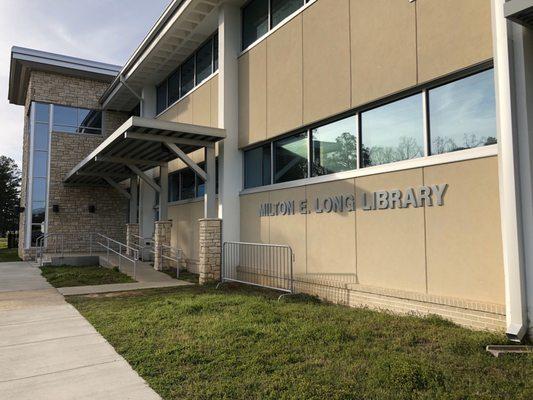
89, 233, 139, 279
35, 233, 64, 266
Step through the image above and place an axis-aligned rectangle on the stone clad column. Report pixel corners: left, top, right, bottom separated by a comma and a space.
199, 218, 222, 284
154, 221, 172, 271
126, 223, 139, 257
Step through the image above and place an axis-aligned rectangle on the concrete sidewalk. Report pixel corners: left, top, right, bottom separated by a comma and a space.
0, 261, 161, 400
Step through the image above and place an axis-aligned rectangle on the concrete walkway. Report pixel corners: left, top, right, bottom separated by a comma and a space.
0, 261, 161, 400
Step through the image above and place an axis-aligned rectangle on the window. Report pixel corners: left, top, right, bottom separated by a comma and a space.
242, 0, 309, 50
429, 69, 497, 155
361, 94, 424, 167
242, 0, 269, 49
196, 162, 206, 197
180, 168, 196, 200
180, 56, 195, 97
242, 67, 496, 189
311, 116, 357, 176
29, 102, 51, 245
196, 40, 213, 84
213, 33, 219, 71
53, 105, 102, 135
156, 81, 168, 114
274, 132, 308, 183
244, 144, 271, 188
156, 32, 218, 114
169, 172, 180, 202
271, 0, 304, 28
168, 69, 180, 105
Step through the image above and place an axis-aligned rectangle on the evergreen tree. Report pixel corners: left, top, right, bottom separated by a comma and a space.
0, 156, 21, 236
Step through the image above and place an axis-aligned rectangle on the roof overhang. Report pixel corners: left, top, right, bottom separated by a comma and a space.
8, 47, 121, 106
504, 0, 533, 28
64, 116, 225, 185
101, 0, 223, 112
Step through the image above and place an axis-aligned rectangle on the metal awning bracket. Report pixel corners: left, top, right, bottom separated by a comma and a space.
165, 142, 208, 181
103, 177, 131, 199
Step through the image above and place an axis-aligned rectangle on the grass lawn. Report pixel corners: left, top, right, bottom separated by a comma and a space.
41, 265, 135, 287
68, 284, 533, 400
0, 237, 21, 262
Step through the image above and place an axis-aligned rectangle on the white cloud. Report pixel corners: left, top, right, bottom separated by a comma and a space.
0, 0, 171, 166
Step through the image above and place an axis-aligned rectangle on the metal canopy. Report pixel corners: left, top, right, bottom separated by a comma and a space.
64, 116, 225, 185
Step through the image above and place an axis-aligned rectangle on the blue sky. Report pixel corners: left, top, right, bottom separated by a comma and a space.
0, 0, 171, 167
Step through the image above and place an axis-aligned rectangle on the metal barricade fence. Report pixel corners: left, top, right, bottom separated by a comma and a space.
221, 241, 294, 293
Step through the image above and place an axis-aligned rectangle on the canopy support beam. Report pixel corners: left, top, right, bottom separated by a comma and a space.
103, 177, 131, 199
127, 164, 161, 193
165, 143, 208, 181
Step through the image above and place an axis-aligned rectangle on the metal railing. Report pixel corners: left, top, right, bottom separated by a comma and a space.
90, 233, 139, 279
221, 241, 294, 294
36, 233, 64, 266
130, 234, 154, 261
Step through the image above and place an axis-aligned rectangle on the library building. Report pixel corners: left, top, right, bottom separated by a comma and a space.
7, 0, 533, 341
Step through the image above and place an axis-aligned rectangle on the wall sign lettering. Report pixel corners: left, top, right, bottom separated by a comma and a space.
259, 184, 448, 217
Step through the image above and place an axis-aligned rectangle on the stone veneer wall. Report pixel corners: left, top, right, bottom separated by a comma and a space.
18, 70, 129, 259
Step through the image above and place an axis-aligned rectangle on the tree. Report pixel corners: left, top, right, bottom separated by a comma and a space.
0, 156, 21, 236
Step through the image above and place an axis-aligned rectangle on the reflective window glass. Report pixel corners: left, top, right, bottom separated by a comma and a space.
274, 132, 308, 183
34, 103, 49, 123
429, 69, 497, 155
244, 144, 271, 188
32, 178, 47, 202
168, 70, 180, 105
33, 151, 48, 178
180, 169, 195, 200
180, 56, 195, 97
77, 109, 102, 134
53, 105, 77, 128
32, 202, 46, 224
156, 81, 168, 114
169, 173, 180, 202
271, 0, 303, 28
196, 39, 213, 84
213, 33, 219, 71
242, 0, 269, 49
34, 123, 49, 151
312, 116, 357, 176
361, 94, 424, 167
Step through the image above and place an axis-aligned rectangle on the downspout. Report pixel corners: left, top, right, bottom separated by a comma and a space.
491, 0, 528, 342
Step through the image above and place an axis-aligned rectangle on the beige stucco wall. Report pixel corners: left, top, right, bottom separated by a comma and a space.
157, 74, 219, 128
238, 0, 493, 147
239, 156, 505, 305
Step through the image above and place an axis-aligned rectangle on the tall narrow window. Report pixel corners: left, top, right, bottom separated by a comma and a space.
180, 56, 195, 97
196, 38, 213, 84
271, 0, 304, 28
361, 94, 424, 167
168, 69, 180, 105
30, 102, 50, 246
180, 168, 195, 200
429, 69, 497, 155
213, 33, 219, 71
156, 81, 168, 114
169, 172, 180, 202
311, 116, 357, 176
274, 132, 308, 183
242, 0, 269, 49
244, 144, 271, 188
